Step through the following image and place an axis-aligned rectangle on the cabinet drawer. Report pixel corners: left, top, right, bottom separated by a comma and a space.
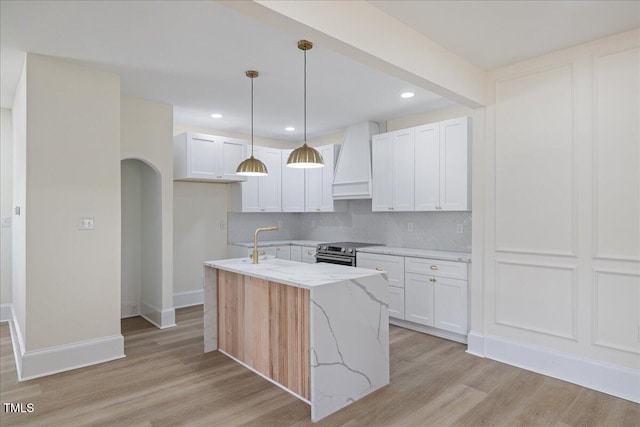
389, 286, 405, 320
302, 247, 317, 264
356, 253, 405, 288
290, 246, 302, 262
405, 257, 467, 280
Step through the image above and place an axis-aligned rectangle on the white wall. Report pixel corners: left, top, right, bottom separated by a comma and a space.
9, 54, 124, 380
121, 160, 142, 318
472, 29, 639, 402
121, 96, 174, 327
141, 162, 163, 312
1, 108, 13, 306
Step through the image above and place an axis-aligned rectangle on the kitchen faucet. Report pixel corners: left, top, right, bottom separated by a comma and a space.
253, 226, 279, 264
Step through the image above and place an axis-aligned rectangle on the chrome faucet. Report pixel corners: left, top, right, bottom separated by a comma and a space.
252, 226, 279, 264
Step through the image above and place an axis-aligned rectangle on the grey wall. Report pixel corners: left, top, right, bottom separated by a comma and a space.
228, 199, 471, 252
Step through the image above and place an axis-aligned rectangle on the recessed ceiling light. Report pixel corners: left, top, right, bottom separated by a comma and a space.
400, 92, 415, 99
210, 113, 223, 119
285, 127, 295, 132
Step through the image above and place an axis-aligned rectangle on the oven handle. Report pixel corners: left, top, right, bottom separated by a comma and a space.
316, 253, 356, 265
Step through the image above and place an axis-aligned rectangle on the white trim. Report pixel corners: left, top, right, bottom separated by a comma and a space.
389, 318, 468, 344
466, 330, 485, 357
141, 302, 176, 329
0, 303, 13, 322
219, 349, 311, 406
173, 289, 204, 308
467, 333, 640, 403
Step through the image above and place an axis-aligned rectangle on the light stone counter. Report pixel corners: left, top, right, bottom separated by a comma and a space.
357, 246, 471, 263
203, 258, 390, 422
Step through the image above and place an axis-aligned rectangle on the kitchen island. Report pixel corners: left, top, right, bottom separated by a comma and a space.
203, 258, 389, 422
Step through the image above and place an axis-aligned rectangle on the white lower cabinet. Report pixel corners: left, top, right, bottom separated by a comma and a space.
301, 246, 317, 264
433, 277, 468, 334
358, 252, 469, 340
275, 245, 291, 260
290, 246, 303, 262
388, 286, 405, 320
405, 272, 434, 326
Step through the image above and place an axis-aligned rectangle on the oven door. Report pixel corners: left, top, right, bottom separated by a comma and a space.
315, 253, 356, 267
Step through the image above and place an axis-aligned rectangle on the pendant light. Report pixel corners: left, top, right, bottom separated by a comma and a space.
287, 40, 324, 169
236, 70, 268, 176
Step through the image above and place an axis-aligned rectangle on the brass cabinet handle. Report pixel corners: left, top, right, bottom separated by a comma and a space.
307, 250, 313, 255
249, 254, 253, 259
429, 277, 436, 282
316, 208, 321, 211
260, 251, 265, 255
260, 209, 266, 211
388, 207, 394, 210
430, 265, 438, 270
375, 266, 383, 271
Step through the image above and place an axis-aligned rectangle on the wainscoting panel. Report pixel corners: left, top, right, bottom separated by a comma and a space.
495, 260, 577, 340
593, 269, 640, 354
495, 65, 576, 256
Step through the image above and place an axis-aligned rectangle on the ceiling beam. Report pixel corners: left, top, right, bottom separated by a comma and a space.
222, 0, 487, 108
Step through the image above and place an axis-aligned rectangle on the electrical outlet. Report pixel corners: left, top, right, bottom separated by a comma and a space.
132, 304, 138, 315
407, 222, 414, 232
78, 216, 95, 230
457, 224, 464, 234
219, 220, 225, 230
0, 217, 10, 228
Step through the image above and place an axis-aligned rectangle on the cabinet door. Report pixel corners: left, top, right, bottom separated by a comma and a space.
281, 149, 305, 212
388, 286, 405, 320
372, 133, 393, 211
414, 123, 440, 211
275, 245, 291, 260
259, 148, 282, 212
290, 246, 303, 262
405, 272, 434, 326
319, 145, 337, 211
189, 133, 221, 179
302, 247, 317, 264
305, 167, 323, 212
240, 146, 261, 212
392, 129, 415, 211
434, 277, 468, 334
439, 117, 469, 211
221, 139, 247, 180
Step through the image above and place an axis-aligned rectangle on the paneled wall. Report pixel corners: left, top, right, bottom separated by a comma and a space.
473, 30, 639, 402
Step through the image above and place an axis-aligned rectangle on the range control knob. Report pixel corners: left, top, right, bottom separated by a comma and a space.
348, 248, 354, 253
341, 248, 346, 252
322, 245, 328, 251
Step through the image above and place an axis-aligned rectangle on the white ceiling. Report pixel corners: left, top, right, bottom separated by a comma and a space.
370, 0, 640, 70
1, 1, 638, 141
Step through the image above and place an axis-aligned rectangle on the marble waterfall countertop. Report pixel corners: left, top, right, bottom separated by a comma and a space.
357, 246, 471, 263
228, 239, 326, 248
204, 257, 384, 289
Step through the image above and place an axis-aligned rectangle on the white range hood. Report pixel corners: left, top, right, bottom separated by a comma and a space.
332, 121, 380, 200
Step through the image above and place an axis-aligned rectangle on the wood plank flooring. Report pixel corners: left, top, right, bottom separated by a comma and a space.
0, 306, 637, 426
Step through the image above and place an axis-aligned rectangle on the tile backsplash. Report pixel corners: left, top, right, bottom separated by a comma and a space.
228, 199, 471, 252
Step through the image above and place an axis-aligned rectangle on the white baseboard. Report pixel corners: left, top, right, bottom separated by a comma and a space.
466, 330, 485, 357
7, 306, 125, 381
390, 318, 468, 344
173, 289, 204, 309
0, 303, 13, 322
468, 333, 639, 403
141, 302, 176, 329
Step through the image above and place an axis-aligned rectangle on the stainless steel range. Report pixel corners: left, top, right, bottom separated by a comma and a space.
315, 242, 380, 267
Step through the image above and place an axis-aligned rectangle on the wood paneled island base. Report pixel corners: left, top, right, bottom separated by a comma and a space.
218, 270, 311, 400
204, 258, 390, 422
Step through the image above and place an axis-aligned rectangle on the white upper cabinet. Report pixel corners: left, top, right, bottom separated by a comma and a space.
392, 128, 415, 211
281, 149, 305, 212
439, 117, 470, 211
372, 116, 470, 212
305, 144, 346, 212
372, 129, 415, 211
173, 132, 247, 182
372, 133, 393, 211
232, 146, 281, 212
414, 123, 440, 211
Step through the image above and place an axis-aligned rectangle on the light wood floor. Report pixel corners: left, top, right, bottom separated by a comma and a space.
1, 306, 637, 426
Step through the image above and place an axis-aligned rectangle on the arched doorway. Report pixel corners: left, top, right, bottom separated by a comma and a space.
121, 158, 162, 328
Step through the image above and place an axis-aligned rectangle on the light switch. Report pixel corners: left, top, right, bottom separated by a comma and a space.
1, 217, 10, 228
78, 216, 95, 230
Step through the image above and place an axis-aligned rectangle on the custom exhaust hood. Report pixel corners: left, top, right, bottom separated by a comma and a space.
332, 121, 380, 200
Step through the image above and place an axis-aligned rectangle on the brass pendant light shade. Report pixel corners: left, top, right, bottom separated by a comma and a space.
287, 40, 324, 169
237, 70, 268, 176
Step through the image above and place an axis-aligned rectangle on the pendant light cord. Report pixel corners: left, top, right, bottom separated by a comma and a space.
251, 75, 254, 157
304, 48, 307, 144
